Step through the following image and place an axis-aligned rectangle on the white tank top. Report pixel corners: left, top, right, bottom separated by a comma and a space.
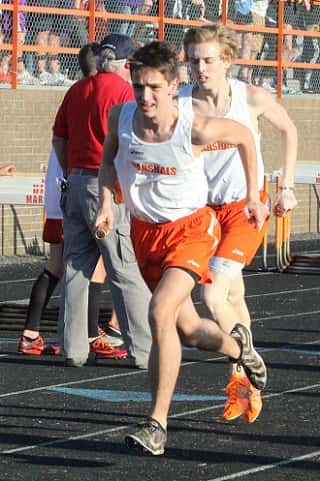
44, 148, 64, 220
179, 80, 264, 205
113, 101, 208, 223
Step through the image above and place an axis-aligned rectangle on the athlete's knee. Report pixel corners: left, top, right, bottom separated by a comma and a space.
227, 282, 246, 307
148, 296, 176, 334
201, 285, 228, 317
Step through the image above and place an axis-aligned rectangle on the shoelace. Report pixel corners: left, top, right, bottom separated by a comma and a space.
141, 419, 165, 434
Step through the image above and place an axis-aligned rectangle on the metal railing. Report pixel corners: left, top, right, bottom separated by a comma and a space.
0, 0, 319, 96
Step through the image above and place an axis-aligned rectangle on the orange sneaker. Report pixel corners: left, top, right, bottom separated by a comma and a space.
90, 336, 128, 359
222, 374, 250, 421
244, 386, 262, 423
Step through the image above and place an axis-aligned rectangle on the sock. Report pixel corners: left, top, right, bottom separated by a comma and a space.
23, 335, 40, 342
88, 282, 102, 339
24, 269, 60, 331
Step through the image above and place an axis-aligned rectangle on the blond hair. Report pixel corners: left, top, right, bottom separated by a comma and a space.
183, 23, 238, 61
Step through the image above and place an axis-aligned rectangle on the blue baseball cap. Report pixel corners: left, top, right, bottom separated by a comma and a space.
99, 33, 135, 60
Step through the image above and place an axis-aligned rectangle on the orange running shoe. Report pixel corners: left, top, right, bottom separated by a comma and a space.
244, 386, 262, 423
222, 374, 250, 421
90, 336, 128, 359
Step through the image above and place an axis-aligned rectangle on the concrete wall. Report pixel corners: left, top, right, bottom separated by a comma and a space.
0, 88, 319, 255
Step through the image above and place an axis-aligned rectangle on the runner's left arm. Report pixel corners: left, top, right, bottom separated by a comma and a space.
249, 86, 298, 217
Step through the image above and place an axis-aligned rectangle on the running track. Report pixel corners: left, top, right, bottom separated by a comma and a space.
0, 239, 319, 481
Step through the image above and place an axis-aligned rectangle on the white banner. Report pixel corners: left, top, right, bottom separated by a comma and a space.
0, 175, 45, 205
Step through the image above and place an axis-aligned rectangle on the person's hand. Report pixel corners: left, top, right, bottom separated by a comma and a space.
94, 205, 114, 236
272, 189, 298, 217
0, 164, 16, 176
243, 199, 270, 231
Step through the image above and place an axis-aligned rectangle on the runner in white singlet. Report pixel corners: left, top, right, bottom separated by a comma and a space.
182, 23, 298, 423
96, 40, 268, 456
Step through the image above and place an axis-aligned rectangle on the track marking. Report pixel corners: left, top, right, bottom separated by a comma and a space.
0, 353, 236, 399
1, 337, 319, 399
204, 450, 320, 481
2, 381, 319, 455
247, 286, 320, 298
193, 286, 320, 305
2, 283, 319, 306
254, 310, 320, 321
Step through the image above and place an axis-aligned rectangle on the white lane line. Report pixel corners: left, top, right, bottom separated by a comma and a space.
204, 450, 320, 481
0, 278, 36, 285
0, 369, 150, 399
2, 381, 319, 455
0, 355, 230, 399
247, 286, 320, 298
254, 310, 320, 321
2, 279, 318, 306
193, 286, 320, 305
1, 336, 320, 399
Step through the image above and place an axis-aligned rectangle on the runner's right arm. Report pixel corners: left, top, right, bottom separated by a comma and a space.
96, 104, 122, 231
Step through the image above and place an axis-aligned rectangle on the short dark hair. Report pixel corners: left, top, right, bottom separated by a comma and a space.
78, 42, 100, 77
130, 41, 179, 83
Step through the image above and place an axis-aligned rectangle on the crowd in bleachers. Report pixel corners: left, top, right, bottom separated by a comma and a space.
0, 0, 319, 92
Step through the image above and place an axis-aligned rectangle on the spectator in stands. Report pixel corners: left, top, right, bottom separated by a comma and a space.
133, 0, 157, 45
0, 50, 11, 83
187, 0, 207, 21
230, 0, 254, 83
56, 1, 89, 79
104, 0, 142, 36
47, 54, 71, 85
25, 1, 61, 50
249, 0, 269, 85
301, 2, 320, 93
261, 1, 305, 92
0, 0, 27, 45
94, 0, 108, 42
0, 164, 16, 175
24, 1, 61, 75
34, 53, 51, 84
17, 55, 36, 84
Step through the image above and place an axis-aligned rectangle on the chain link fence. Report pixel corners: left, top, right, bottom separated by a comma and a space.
0, 1, 319, 95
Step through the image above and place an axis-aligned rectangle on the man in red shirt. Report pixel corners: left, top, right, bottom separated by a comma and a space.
52, 34, 152, 368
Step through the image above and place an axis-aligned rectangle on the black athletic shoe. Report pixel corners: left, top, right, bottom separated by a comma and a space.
125, 418, 167, 456
230, 323, 267, 391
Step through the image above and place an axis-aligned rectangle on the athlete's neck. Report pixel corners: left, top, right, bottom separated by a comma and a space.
194, 78, 230, 106
193, 79, 231, 117
135, 105, 178, 142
